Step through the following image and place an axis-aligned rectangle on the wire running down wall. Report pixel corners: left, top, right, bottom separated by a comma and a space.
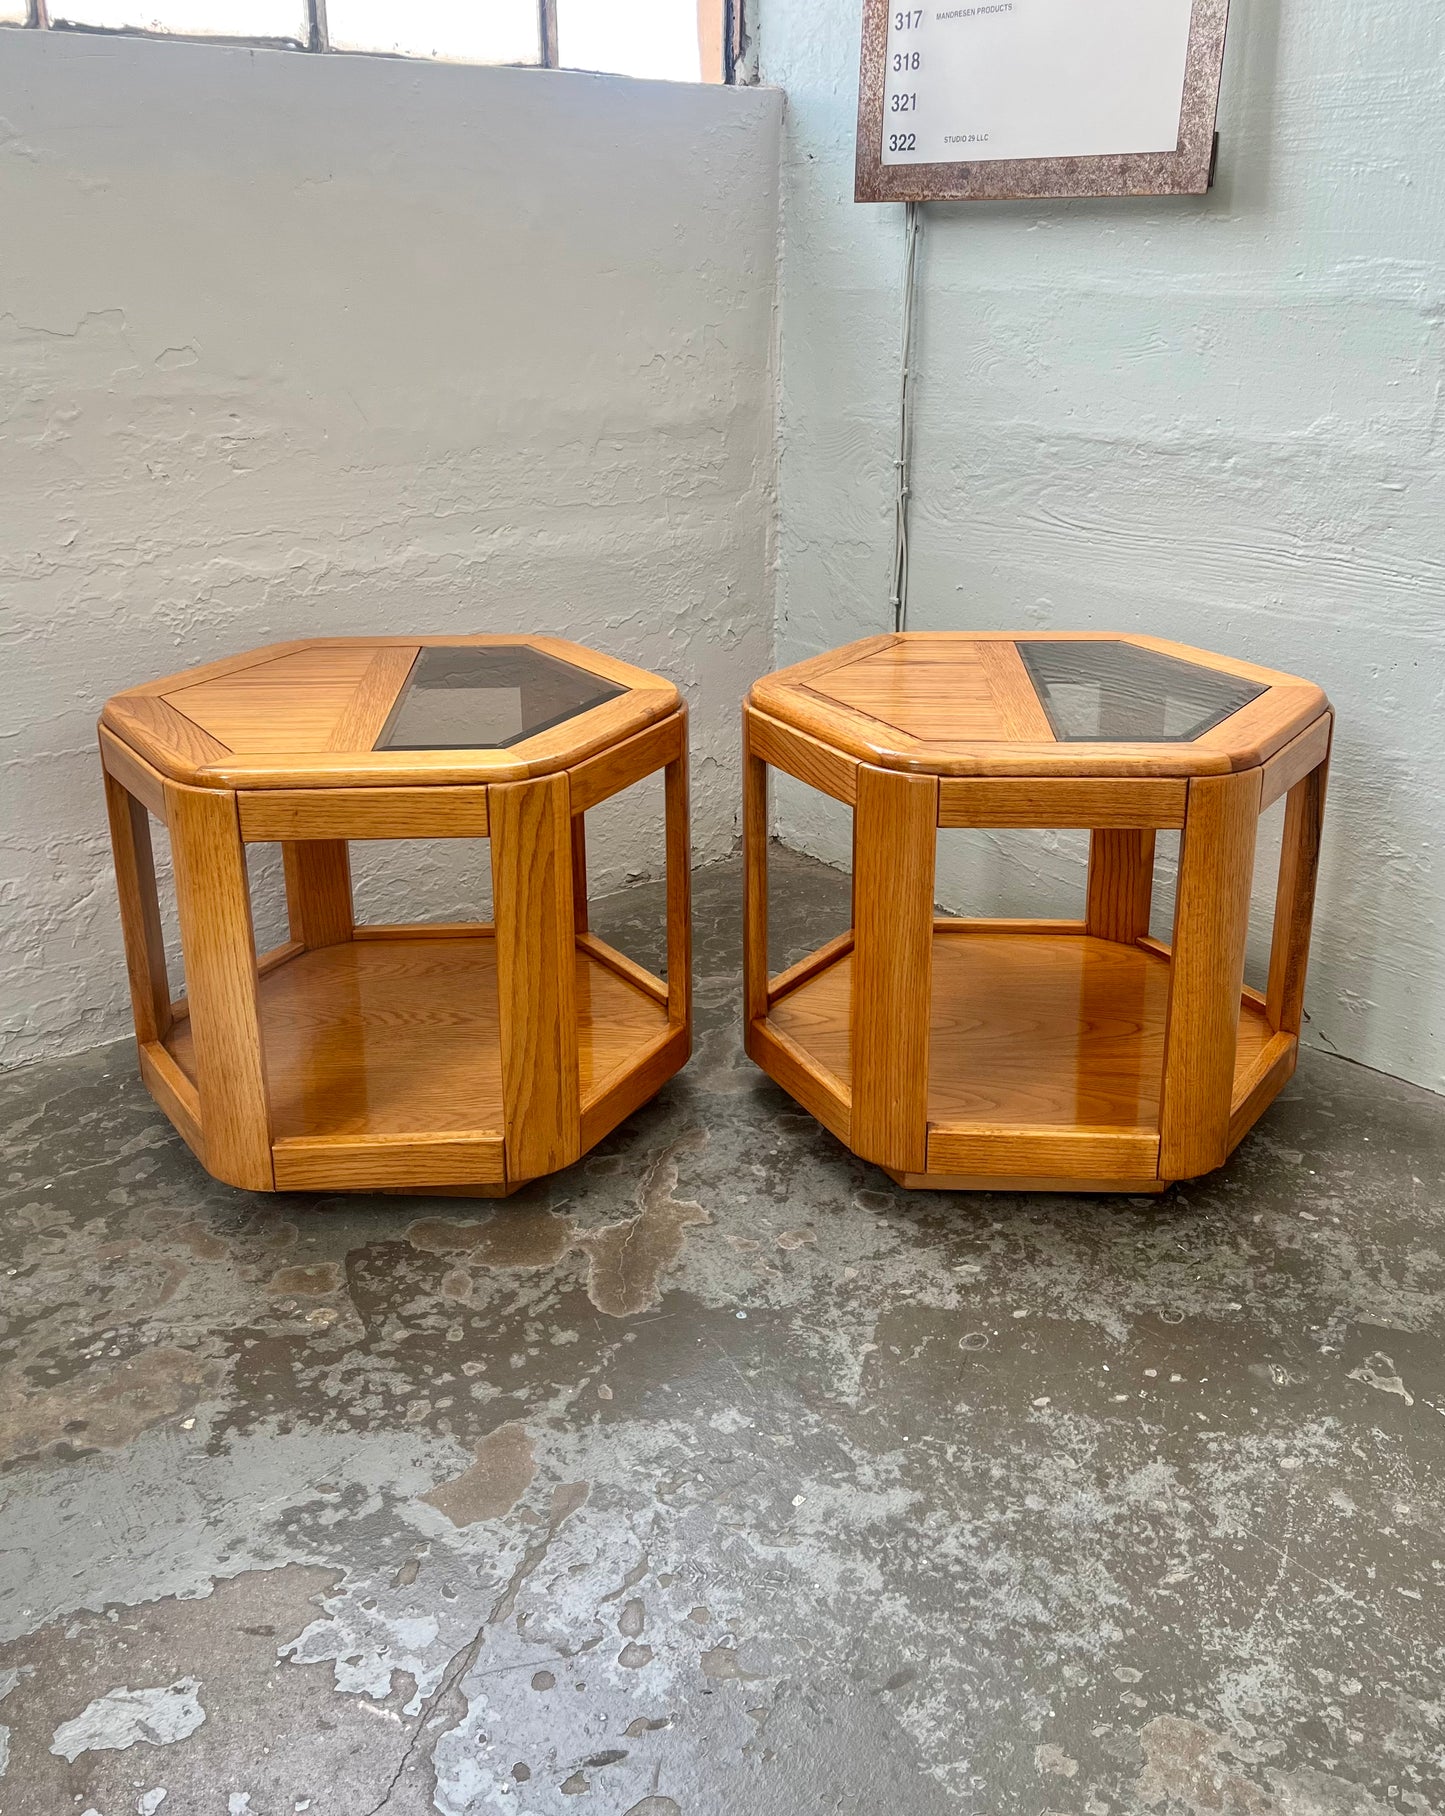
763, 0, 1445, 1092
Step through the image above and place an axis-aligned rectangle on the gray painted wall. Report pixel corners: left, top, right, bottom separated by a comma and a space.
0, 31, 781, 1066
762, 0, 1445, 1091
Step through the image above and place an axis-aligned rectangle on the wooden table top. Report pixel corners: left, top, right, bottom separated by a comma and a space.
749, 632, 1330, 778
101, 636, 680, 790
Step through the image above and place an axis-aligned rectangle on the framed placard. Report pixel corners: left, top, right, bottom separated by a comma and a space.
856, 0, 1230, 202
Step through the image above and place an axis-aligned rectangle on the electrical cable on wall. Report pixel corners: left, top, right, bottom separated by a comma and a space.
889, 200, 922, 632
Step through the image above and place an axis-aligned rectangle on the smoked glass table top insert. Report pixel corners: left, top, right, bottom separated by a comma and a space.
1016, 641, 1266, 743
376, 646, 626, 751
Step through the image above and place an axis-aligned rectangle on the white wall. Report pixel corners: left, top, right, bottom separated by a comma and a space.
762, 0, 1445, 1091
0, 31, 781, 1066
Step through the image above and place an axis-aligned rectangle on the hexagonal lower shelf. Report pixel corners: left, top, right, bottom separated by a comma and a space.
754, 924, 1288, 1193
161, 929, 677, 1193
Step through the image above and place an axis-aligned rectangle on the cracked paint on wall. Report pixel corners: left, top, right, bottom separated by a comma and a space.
0, 29, 781, 1068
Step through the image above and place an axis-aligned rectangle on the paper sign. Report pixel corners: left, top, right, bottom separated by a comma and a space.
881, 0, 1194, 167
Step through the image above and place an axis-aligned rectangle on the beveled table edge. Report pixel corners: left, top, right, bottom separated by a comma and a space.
100, 636, 682, 789
748, 632, 1331, 779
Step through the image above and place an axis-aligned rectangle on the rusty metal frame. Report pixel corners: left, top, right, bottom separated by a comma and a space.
856, 0, 1230, 203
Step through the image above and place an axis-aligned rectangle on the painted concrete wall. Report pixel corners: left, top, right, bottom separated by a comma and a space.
0, 30, 781, 1066
761, 0, 1445, 1090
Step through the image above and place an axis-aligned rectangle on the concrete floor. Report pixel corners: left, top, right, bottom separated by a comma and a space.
2, 848, 1443, 1816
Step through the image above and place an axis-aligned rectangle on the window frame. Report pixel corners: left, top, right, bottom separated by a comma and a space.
11, 0, 742, 82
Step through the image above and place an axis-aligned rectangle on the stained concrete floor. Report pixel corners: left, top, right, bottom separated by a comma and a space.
2, 848, 1444, 1816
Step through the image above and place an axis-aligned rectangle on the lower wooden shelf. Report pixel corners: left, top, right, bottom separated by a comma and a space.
162, 930, 675, 1193
757, 926, 1294, 1192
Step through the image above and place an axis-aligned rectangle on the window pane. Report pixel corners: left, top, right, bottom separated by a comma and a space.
557, 0, 703, 82
326, 0, 542, 64
52, 0, 308, 34
0, 3, 29, 24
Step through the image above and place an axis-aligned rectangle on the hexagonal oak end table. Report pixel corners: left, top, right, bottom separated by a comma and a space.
99, 636, 691, 1196
743, 633, 1332, 1193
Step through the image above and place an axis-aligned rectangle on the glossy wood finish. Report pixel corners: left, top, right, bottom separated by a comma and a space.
101, 763, 172, 1047
100, 637, 691, 1195
1266, 750, 1330, 1036
750, 632, 1330, 780
745, 635, 1331, 1192
166, 784, 274, 1191
741, 717, 770, 1031
272, 1134, 507, 1193
577, 932, 670, 1008
773, 932, 1268, 1124
770, 928, 1278, 1181
665, 733, 693, 1031
768, 929, 856, 1007
747, 1018, 852, 1149
939, 776, 1185, 830
282, 841, 354, 950
926, 1124, 1160, 1183
103, 635, 679, 791
239, 787, 490, 842
1157, 769, 1263, 1180
748, 709, 859, 807
138, 1042, 205, 1167
851, 764, 936, 1172
890, 1170, 1167, 1195
570, 713, 684, 814
1086, 829, 1157, 945
491, 773, 582, 1183
1259, 713, 1332, 813
99, 724, 168, 821
571, 814, 590, 934
164, 933, 665, 1138
581, 1024, 691, 1154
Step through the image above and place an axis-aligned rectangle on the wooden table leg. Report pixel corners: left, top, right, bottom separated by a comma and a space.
742, 708, 769, 1031
1158, 769, 1261, 1181
282, 841, 354, 949
101, 763, 173, 1047
1086, 828, 1157, 944
167, 783, 274, 1190
851, 762, 937, 1174
1266, 752, 1329, 1036
665, 711, 692, 1032
492, 773, 581, 1183
570, 814, 590, 935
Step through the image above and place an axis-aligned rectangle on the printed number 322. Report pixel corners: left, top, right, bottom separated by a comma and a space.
888, 132, 917, 152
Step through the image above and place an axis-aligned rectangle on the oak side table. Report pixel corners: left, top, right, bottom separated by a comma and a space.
99, 637, 691, 1196
743, 633, 1331, 1193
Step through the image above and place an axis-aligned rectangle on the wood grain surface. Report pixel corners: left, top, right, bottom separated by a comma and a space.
1157, 768, 1263, 1179
491, 775, 582, 1181
1266, 752, 1330, 1037
101, 635, 680, 790
102, 765, 173, 1046
165, 783, 274, 1190
1086, 829, 1157, 944
742, 719, 770, 1029
282, 841, 354, 950
769, 927, 1276, 1136
850, 763, 937, 1172
665, 724, 693, 1030
164, 934, 666, 1142
749, 632, 1329, 780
